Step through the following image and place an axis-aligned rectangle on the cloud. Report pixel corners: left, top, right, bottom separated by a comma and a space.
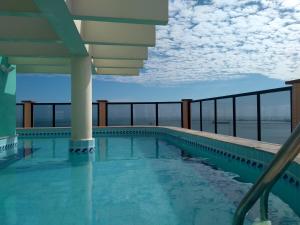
95, 0, 300, 85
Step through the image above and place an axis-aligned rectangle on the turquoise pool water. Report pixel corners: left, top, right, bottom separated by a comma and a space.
0, 134, 299, 225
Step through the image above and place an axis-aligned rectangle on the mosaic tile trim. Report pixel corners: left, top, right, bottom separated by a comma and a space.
69, 138, 95, 154
0, 136, 18, 156
163, 128, 300, 190
16, 127, 300, 189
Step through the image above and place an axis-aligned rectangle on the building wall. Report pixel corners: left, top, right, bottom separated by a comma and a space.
0, 56, 16, 137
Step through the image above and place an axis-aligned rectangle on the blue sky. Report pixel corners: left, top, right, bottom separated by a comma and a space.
17, 0, 299, 102
17, 74, 287, 102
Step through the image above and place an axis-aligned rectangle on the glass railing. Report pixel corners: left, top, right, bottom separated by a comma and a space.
16, 87, 292, 144
191, 87, 292, 144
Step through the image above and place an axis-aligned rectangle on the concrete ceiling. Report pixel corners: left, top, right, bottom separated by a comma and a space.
0, 0, 168, 76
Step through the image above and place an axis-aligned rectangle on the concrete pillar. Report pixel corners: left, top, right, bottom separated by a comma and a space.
286, 79, 300, 130
69, 56, 95, 153
97, 100, 107, 127
22, 101, 33, 128
182, 99, 192, 129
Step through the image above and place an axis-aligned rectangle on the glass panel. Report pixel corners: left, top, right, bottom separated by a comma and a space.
107, 104, 131, 126
236, 95, 257, 140
33, 104, 53, 127
158, 103, 181, 127
261, 91, 291, 144
133, 104, 156, 125
93, 104, 98, 126
16, 104, 24, 128
217, 98, 233, 135
55, 104, 71, 127
191, 102, 200, 130
202, 100, 215, 133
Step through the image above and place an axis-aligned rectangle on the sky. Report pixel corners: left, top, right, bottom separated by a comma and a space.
17, 0, 300, 103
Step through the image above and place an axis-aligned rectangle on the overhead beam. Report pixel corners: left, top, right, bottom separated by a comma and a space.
0, 16, 60, 43
67, 0, 168, 25
8, 57, 70, 65
90, 45, 148, 60
0, 42, 70, 57
17, 65, 70, 74
80, 21, 155, 46
0, 0, 42, 16
96, 68, 139, 76
93, 59, 143, 68
33, 0, 88, 56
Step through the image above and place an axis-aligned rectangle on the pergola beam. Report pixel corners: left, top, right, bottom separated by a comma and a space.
96, 68, 139, 76
0, 0, 41, 16
67, 0, 168, 25
0, 16, 60, 43
0, 42, 70, 57
33, 0, 88, 56
8, 57, 70, 65
93, 59, 143, 68
90, 45, 148, 60
17, 65, 70, 74
80, 21, 156, 46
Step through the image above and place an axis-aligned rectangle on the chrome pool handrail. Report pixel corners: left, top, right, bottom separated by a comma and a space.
233, 124, 300, 225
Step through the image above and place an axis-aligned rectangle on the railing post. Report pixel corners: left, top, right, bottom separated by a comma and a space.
130, 103, 133, 126
22, 100, 34, 128
214, 99, 217, 134
286, 80, 300, 130
200, 101, 203, 131
52, 104, 56, 127
97, 100, 107, 127
257, 93, 262, 141
155, 103, 159, 126
233, 97, 237, 137
181, 99, 192, 129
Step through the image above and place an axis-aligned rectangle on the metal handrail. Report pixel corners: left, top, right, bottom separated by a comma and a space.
233, 124, 300, 225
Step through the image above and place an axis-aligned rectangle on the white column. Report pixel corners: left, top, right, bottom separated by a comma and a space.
70, 56, 95, 153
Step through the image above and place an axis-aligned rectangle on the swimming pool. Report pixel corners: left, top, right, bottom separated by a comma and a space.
1, 127, 300, 225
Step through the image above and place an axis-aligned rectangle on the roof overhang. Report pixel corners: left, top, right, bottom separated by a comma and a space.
66, 0, 168, 25
0, 0, 168, 76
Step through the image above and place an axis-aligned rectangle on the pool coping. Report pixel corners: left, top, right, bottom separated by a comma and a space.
163, 127, 299, 163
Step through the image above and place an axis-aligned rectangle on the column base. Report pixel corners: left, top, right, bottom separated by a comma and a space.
69, 138, 95, 153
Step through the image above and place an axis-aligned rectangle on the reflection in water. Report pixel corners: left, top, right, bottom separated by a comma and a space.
52, 139, 56, 158
97, 137, 108, 161
23, 139, 33, 158
68, 158, 93, 225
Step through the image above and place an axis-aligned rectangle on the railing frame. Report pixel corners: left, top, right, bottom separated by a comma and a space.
191, 86, 292, 142
16, 87, 293, 143
106, 101, 182, 127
